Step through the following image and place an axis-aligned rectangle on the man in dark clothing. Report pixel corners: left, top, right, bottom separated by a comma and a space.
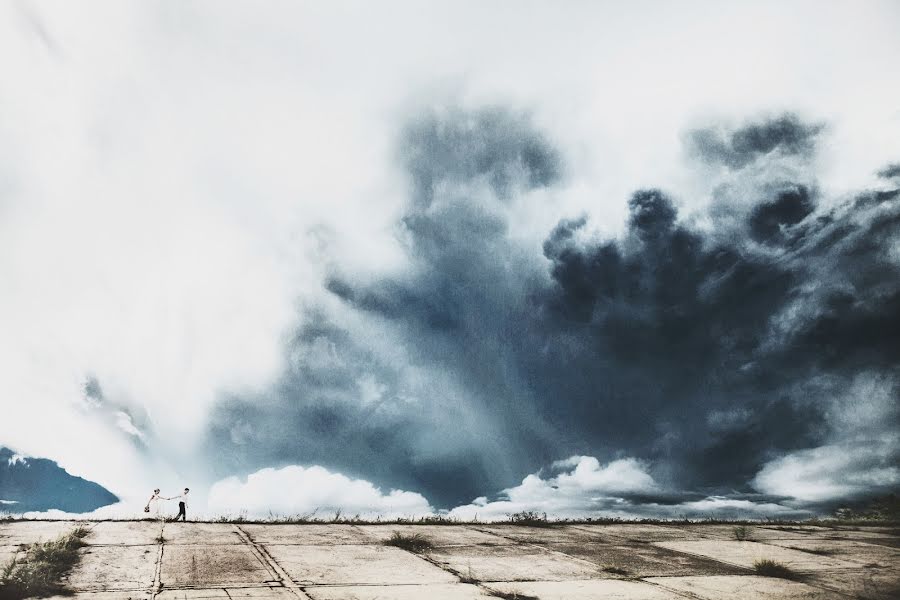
169, 488, 189, 522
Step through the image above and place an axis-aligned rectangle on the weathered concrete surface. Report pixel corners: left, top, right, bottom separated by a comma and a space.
0, 520, 76, 545
88, 521, 163, 546
66, 544, 158, 591
162, 544, 277, 587
44, 593, 153, 599
804, 567, 900, 600
156, 587, 297, 598
357, 524, 512, 546
647, 575, 845, 599
682, 525, 837, 542
765, 537, 900, 567
268, 543, 459, 586
163, 522, 244, 545
804, 528, 900, 548
655, 540, 859, 571
477, 524, 608, 544
486, 579, 683, 599
242, 524, 371, 545
542, 542, 747, 577
427, 543, 602, 581
1, 521, 897, 599
0, 544, 22, 567
305, 583, 494, 599
572, 523, 708, 542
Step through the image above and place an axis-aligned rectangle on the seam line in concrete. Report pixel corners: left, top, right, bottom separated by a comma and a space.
467, 525, 606, 572
150, 522, 165, 599
464, 526, 754, 600
234, 524, 311, 599
384, 539, 517, 598
646, 541, 867, 599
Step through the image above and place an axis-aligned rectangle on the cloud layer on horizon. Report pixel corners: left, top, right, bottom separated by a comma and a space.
208, 465, 433, 519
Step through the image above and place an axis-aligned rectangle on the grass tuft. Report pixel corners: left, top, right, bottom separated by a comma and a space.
383, 532, 434, 554
506, 511, 554, 527
0, 526, 90, 598
457, 563, 478, 584
753, 559, 797, 580
603, 565, 630, 575
732, 525, 752, 541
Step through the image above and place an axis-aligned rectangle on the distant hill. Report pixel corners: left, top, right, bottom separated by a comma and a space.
0, 447, 118, 513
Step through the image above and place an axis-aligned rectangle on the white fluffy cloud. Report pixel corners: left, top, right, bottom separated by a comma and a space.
207, 465, 433, 519
448, 456, 659, 520
753, 373, 900, 503
551, 456, 657, 494
12, 457, 809, 522
753, 442, 900, 503
672, 497, 803, 519
449, 456, 808, 520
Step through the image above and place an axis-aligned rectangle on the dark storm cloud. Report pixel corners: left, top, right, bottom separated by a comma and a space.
877, 163, 900, 180
207, 309, 548, 506
208, 107, 565, 507
537, 187, 821, 487
207, 107, 900, 512
687, 113, 824, 169
540, 176, 899, 482
401, 106, 562, 205
748, 185, 816, 243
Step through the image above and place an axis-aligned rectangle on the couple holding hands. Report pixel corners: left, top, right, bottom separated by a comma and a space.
145, 487, 190, 521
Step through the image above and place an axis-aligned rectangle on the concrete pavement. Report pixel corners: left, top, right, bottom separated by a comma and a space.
0, 520, 897, 599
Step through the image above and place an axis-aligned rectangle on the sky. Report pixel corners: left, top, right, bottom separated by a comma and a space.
1, 0, 899, 520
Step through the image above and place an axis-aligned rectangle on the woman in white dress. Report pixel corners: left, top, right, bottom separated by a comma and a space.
145, 488, 164, 520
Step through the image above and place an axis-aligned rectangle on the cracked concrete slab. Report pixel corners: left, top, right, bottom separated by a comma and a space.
802, 529, 900, 548
764, 537, 900, 567
162, 522, 243, 545
571, 523, 707, 543
357, 525, 511, 546
268, 544, 458, 586
682, 525, 833, 541
241, 524, 371, 545
43, 593, 153, 599
476, 525, 609, 544
544, 542, 747, 577
0, 520, 76, 545
65, 544, 158, 592
803, 567, 900, 600
485, 579, 684, 599
2, 521, 896, 598
155, 587, 299, 598
646, 575, 845, 599
655, 540, 858, 571
161, 544, 277, 587
305, 582, 495, 599
427, 543, 602, 582
758, 526, 833, 535
87, 521, 164, 546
